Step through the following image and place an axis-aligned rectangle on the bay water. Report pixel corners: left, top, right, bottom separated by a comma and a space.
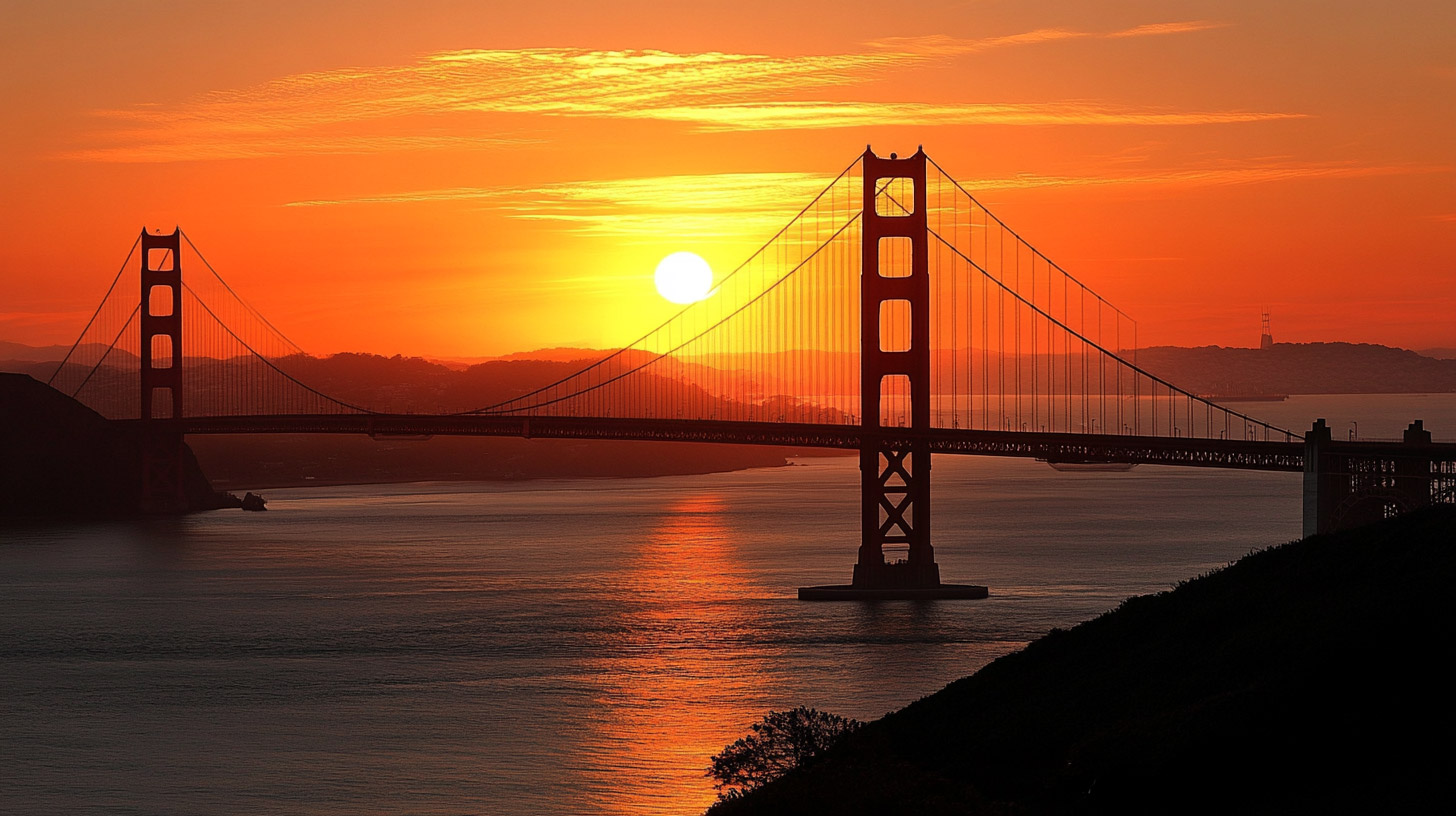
4, 394, 1451, 815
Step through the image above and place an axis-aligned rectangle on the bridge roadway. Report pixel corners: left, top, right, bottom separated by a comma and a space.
126, 414, 1310, 472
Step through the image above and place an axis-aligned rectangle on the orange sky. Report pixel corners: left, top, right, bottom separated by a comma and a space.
3, 0, 1454, 357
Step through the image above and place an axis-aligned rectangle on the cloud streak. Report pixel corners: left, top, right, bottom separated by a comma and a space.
63, 134, 536, 163
961, 161, 1448, 191
282, 160, 1446, 243
69, 48, 910, 162
868, 20, 1228, 55
624, 101, 1300, 131
67, 20, 1287, 163
288, 172, 839, 242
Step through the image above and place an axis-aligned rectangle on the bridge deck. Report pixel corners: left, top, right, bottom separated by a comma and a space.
127, 415, 1311, 472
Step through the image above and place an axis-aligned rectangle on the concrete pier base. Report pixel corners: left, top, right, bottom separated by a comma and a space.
798, 583, 989, 601
800, 558, 987, 600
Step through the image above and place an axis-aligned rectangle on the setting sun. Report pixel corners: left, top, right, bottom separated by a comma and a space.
654, 251, 714, 304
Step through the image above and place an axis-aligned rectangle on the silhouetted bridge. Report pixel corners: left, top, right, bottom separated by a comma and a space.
54, 147, 1456, 598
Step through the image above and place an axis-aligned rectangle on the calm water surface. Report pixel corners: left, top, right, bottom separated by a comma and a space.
4, 395, 1451, 815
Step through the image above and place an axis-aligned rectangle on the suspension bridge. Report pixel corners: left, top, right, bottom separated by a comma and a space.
46, 147, 1456, 598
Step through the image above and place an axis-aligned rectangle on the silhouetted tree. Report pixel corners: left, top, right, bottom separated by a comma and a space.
707, 707, 862, 800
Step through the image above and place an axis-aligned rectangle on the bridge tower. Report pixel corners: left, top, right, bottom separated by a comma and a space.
138, 228, 189, 513
855, 148, 938, 589
801, 148, 986, 599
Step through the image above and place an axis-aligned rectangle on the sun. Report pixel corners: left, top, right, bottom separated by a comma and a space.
654, 251, 713, 304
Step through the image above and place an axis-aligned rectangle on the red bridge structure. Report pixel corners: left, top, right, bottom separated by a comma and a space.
47, 148, 1456, 598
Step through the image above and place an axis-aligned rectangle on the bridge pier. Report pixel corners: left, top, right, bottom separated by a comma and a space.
1303, 418, 1438, 536
800, 148, 986, 600
139, 428, 189, 514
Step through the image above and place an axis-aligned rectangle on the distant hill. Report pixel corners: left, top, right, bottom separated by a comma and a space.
0, 340, 58, 362
0, 340, 124, 365
1420, 347, 1456, 361
714, 506, 1456, 814
476, 346, 612, 363
427, 347, 613, 370
7, 340, 1456, 405
1134, 342, 1456, 394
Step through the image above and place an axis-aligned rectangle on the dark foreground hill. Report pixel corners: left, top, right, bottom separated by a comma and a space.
713, 507, 1456, 815
0, 374, 231, 517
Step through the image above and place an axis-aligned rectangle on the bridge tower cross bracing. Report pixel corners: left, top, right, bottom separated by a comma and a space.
1303, 418, 1439, 536
141, 229, 182, 419
138, 228, 188, 513
854, 148, 941, 590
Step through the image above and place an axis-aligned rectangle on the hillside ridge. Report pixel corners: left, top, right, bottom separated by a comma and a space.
714, 506, 1456, 814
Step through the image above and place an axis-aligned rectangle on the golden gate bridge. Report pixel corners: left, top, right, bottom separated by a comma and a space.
45, 148, 1456, 598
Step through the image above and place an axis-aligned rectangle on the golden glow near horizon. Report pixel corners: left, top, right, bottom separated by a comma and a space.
2, 1, 1453, 357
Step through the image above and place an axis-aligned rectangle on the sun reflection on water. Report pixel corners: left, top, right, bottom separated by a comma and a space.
572, 494, 769, 815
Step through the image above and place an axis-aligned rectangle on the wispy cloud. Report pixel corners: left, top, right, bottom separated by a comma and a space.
63, 134, 535, 163
623, 101, 1301, 131
69, 48, 911, 162
283, 161, 1446, 243
286, 172, 838, 241
66, 19, 1287, 163
1108, 21, 1228, 38
961, 161, 1448, 191
869, 20, 1228, 55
